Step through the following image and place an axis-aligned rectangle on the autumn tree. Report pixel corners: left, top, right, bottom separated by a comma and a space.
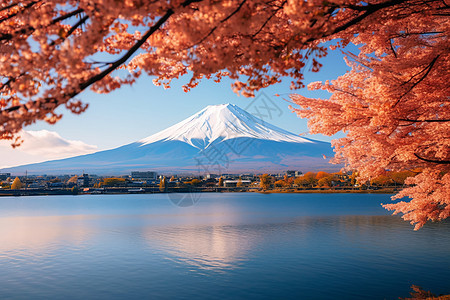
67, 175, 78, 184
10, 177, 22, 189
0, 0, 445, 142
259, 174, 273, 190
291, 3, 449, 228
294, 176, 310, 188
159, 176, 167, 192
294, 172, 318, 188
218, 177, 224, 187
370, 174, 393, 187
318, 176, 333, 188
100, 177, 126, 187
316, 171, 330, 180
283, 174, 294, 187
275, 175, 293, 188
389, 170, 418, 186
1, 181, 10, 189
236, 177, 243, 187
350, 172, 358, 187
1, 0, 448, 228
274, 180, 285, 188
188, 178, 201, 187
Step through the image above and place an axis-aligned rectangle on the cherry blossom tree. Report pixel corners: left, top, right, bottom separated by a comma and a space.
290, 1, 449, 229
1, 0, 448, 228
1, 0, 438, 142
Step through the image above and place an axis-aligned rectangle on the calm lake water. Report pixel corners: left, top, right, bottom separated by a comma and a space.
0, 193, 449, 299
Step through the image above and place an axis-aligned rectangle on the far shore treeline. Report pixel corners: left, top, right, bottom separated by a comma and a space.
0, 170, 418, 196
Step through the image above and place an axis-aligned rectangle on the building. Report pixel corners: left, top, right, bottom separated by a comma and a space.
131, 171, 157, 181
0, 173, 11, 180
82, 173, 89, 187
286, 170, 302, 177
223, 180, 251, 187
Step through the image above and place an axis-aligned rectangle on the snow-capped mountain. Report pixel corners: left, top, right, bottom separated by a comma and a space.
2, 104, 340, 175
139, 103, 314, 148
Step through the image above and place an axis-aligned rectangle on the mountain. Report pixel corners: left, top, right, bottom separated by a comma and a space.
2, 104, 341, 175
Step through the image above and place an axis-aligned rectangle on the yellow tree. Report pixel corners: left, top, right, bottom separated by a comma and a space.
318, 176, 332, 188
260, 174, 273, 190
11, 177, 22, 189
159, 176, 166, 192
67, 175, 78, 184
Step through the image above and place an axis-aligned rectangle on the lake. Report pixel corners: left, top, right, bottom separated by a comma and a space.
0, 193, 449, 299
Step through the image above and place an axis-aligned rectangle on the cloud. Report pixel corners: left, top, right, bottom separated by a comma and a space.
0, 130, 98, 168
17, 130, 98, 157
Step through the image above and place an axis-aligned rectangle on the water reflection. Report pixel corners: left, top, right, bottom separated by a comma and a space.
0, 215, 93, 254
142, 214, 450, 274
144, 225, 254, 270
0, 194, 449, 300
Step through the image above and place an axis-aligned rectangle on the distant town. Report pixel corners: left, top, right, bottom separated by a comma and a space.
0, 169, 414, 196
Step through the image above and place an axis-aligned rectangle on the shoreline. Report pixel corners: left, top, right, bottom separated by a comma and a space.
0, 187, 398, 197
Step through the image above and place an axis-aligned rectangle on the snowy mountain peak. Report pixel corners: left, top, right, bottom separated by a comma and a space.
139, 103, 314, 149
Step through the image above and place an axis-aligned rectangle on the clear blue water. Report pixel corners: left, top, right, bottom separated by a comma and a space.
0, 193, 449, 299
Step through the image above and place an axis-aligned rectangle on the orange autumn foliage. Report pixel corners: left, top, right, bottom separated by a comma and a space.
1, 0, 448, 229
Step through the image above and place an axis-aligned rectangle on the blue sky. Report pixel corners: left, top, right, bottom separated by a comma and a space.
0, 44, 356, 168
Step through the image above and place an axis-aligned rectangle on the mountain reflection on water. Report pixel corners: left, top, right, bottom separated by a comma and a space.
0, 193, 449, 299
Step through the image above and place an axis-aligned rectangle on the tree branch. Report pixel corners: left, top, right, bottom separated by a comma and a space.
389, 38, 398, 58
0, 8, 85, 41
0, 1, 40, 24
414, 153, 450, 164
3, 0, 202, 114
332, 0, 410, 36
194, 0, 247, 46
252, 1, 286, 38
49, 15, 89, 46
51, 8, 84, 24
398, 118, 450, 123
393, 55, 440, 107
0, 2, 21, 12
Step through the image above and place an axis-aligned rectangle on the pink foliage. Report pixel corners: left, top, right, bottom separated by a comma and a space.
290, 2, 449, 229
